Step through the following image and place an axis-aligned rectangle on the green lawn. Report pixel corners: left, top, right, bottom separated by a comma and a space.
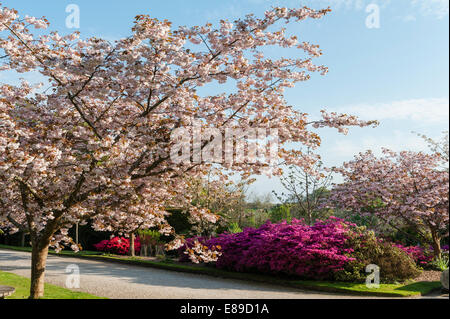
0, 270, 105, 299
290, 280, 442, 297
0, 244, 442, 298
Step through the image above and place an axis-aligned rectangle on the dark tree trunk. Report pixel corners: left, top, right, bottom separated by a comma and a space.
29, 240, 50, 299
20, 232, 26, 247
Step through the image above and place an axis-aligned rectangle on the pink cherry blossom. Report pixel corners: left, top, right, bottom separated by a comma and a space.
0, 4, 376, 298
326, 149, 449, 258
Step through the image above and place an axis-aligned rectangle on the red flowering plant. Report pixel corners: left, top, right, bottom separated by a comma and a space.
94, 236, 141, 255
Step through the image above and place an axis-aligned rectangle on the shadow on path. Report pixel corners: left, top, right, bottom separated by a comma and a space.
0, 249, 323, 296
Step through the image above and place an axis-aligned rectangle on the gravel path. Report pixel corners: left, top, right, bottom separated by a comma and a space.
414, 270, 442, 282
0, 249, 386, 299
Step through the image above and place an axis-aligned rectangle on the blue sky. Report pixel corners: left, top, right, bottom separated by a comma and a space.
1, 0, 449, 199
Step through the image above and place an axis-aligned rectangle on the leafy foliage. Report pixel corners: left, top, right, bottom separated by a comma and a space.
227, 222, 243, 234
430, 246, 449, 271
137, 229, 162, 245
338, 230, 421, 283
269, 204, 292, 223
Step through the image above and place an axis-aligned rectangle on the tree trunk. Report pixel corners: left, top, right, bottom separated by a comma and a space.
20, 232, 26, 247
29, 241, 50, 299
431, 230, 442, 259
129, 233, 135, 257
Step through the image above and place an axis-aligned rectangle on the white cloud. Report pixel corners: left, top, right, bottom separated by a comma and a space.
335, 97, 449, 124
316, 0, 449, 19
243, 0, 448, 19
0, 70, 47, 86
412, 0, 449, 19
320, 97, 449, 166
328, 139, 367, 158
282, 0, 391, 11
402, 14, 417, 22
325, 130, 430, 160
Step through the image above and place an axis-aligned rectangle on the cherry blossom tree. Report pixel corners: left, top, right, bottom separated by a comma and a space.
415, 131, 449, 170
327, 149, 449, 258
0, 4, 377, 298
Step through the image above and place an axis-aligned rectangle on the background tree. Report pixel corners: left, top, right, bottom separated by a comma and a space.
327, 149, 449, 258
0, 4, 376, 298
174, 170, 251, 238
273, 148, 333, 225
243, 193, 275, 228
269, 204, 292, 223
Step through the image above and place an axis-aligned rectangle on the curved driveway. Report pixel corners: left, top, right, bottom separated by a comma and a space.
0, 249, 387, 299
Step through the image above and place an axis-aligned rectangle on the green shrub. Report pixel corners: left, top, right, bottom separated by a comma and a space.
431, 252, 449, 271
138, 229, 161, 245
335, 228, 421, 283
227, 222, 242, 234
269, 204, 292, 223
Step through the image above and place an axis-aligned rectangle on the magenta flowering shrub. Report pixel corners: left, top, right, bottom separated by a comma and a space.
180, 217, 421, 282
182, 217, 359, 280
393, 244, 433, 266
393, 244, 449, 267
94, 236, 141, 255
443, 245, 450, 257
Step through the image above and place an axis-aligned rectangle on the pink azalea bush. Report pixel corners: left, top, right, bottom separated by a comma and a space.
94, 236, 141, 255
207, 218, 357, 279
394, 244, 449, 267
180, 217, 420, 282
393, 244, 433, 266
182, 218, 355, 279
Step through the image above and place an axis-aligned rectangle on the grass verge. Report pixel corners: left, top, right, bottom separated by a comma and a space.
0, 270, 106, 299
0, 244, 442, 298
